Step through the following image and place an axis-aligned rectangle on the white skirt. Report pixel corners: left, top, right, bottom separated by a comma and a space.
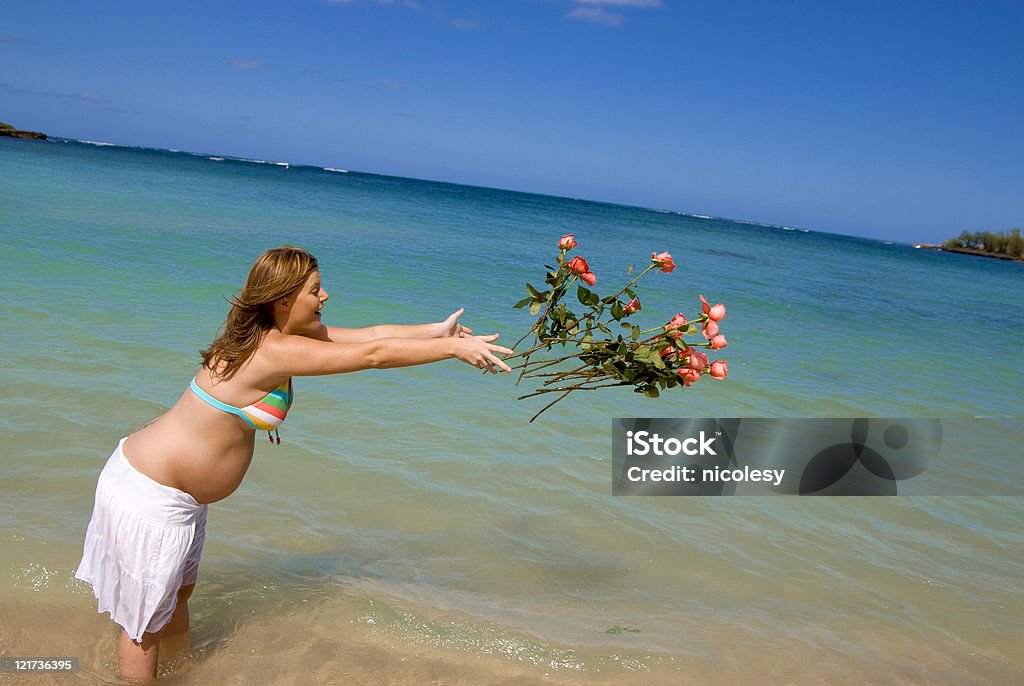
75, 438, 207, 642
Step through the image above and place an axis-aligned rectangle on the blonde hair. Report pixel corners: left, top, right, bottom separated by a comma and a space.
200, 246, 319, 379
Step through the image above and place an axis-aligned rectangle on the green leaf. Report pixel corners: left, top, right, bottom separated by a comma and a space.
526, 282, 542, 298
577, 286, 592, 305
625, 287, 637, 299
513, 296, 533, 309
529, 301, 542, 315
631, 325, 641, 341
588, 291, 599, 307
627, 264, 635, 275
610, 301, 624, 320
644, 385, 660, 399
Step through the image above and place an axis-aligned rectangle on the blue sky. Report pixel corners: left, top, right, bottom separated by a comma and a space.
3, 0, 1022, 243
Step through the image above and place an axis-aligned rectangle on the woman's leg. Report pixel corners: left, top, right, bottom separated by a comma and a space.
116, 583, 196, 679
118, 629, 160, 680
159, 583, 196, 658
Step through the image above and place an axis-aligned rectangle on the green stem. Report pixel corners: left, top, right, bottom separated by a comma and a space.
510, 354, 581, 375
539, 363, 601, 385
528, 390, 573, 423
503, 337, 601, 361
514, 273, 577, 384
518, 377, 623, 400
607, 263, 658, 303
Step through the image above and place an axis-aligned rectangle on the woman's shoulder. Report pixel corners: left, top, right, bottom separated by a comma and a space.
197, 355, 289, 396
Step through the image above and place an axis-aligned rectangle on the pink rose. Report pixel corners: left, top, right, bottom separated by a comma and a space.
709, 360, 728, 379
580, 271, 597, 286
686, 350, 708, 372
659, 346, 677, 361
709, 334, 728, 350
665, 312, 688, 338
699, 294, 726, 321
651, 251, 676, 273
559, 233, 577, 250
677, 367, 701, 387
702, 319, 719, 339
567, 255, 590, 275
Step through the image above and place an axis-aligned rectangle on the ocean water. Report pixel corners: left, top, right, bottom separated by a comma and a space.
1, 137, 1021, 684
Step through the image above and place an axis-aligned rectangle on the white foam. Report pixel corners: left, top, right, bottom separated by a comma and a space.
79, 140, 116, 147
324, 167, 349, 173
208, 156, 224, 161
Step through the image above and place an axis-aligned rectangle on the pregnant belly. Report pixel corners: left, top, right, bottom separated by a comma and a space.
123, 422, 258, 504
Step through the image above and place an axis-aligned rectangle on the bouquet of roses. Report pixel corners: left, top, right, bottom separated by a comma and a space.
509, 234, 729, 422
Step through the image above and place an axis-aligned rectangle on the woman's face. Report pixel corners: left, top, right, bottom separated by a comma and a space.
282, 270, 329, 334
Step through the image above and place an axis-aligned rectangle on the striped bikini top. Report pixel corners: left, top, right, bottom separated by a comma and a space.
189, 376, 293, 444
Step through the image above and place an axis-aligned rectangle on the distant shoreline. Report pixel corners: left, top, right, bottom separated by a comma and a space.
912, 243, 1023, 262
0, 122, 47, 140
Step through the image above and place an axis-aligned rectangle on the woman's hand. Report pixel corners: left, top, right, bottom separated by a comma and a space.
437, 307, 474, 338
452, 333, 513, 374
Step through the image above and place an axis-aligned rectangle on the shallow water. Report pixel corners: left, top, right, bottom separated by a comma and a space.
1, 137, 1022, 683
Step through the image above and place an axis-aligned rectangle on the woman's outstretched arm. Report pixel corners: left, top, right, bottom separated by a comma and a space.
324, 309, 470, 343
261, 327, 512, 377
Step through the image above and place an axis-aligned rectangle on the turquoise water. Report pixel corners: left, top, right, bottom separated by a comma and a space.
1, 137, 1022, 684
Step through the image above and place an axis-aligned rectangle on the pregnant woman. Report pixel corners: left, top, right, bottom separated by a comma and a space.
75, 246, 512, 679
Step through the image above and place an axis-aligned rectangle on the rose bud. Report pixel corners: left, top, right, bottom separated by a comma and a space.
687, 351, 708, 372
709, 360, 728, 379
567, 255, 590, 275
665, 313, 688, 339
677, 367, 702, 387
559, 233, 577, 250
699, 294, 726, 321
580, 271, 597, 286
651, 251, 676, 273
709, 334, 728, 350
624, 297, 640, 314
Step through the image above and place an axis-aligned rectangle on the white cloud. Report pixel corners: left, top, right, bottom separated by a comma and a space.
568, 7, 624, 26
230, 58, 269, 71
